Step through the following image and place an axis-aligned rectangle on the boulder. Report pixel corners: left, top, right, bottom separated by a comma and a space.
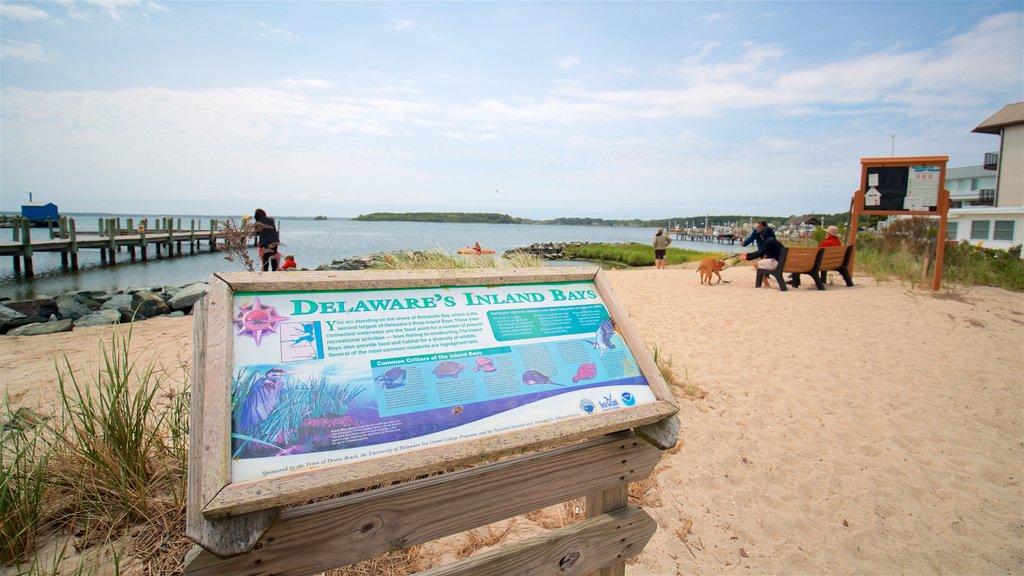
132, 290, 170, 318
73, 309, 122, 328
0, 303, 28, 333
4, 298, 58, 323
8, 319, 74, 336
100, 293, 136, 322
167, 282, 208, 310
56, 294, 100, 321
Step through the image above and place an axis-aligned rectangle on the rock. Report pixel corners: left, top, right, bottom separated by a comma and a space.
56, 294, 100, 321
73, 309, 122, 328
168, 311, 186, 318
100, 293, 136, 322
0, 303, 28, 333
132, 290, 170, 318
167, 282, 208, 311
4, 298, 58, 324
8, 319, 74, 336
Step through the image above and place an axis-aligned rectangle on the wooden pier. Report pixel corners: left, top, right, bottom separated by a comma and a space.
668, 228, 740, 245
0, 216, 228, 277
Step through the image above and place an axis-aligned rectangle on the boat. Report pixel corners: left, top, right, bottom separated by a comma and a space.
457, 248, 495, 255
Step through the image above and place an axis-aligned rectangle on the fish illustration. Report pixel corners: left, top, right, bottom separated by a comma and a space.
522, 369, 562, 386
374, 367, 407, 389
586, 319, 617, 356
572, 362, 597, 383
472, 357, 497, 372
433, 361, 466, 379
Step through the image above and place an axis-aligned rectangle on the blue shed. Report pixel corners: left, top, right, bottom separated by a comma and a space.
21, 202, 59, 222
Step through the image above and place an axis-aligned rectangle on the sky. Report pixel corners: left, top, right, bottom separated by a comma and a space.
1, 1, 1022, 220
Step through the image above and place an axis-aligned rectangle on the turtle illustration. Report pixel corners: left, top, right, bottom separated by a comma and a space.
374, 367, 407, 389
433, 361, 466, 379
522, 369, 563, 386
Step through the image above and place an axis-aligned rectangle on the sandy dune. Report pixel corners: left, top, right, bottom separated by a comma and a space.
2, 265, 1022, 574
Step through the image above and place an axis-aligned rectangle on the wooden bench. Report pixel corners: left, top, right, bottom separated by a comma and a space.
755, 245, 855, 291
756, 246, 819, 291
817, 244, 854, 288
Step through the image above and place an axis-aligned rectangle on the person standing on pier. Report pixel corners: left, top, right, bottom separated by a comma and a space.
652, 228, 672, 269
253, 208, 281, 271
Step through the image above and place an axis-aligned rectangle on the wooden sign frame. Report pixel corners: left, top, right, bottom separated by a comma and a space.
848, 156, 950, 291
187, 267, 678, 557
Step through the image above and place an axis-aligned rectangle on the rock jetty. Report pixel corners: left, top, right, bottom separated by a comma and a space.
502, 242, 588, 260
0, 282, 208, 336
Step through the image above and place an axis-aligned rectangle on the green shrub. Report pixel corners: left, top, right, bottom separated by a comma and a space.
564, 242, 720, 267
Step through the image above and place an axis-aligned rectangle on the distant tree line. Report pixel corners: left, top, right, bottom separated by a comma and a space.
353, 211, 855, 229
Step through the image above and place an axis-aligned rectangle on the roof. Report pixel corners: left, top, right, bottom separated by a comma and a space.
21, 202, 57, 207
973, 102, 1024, 134
783, 216, 820, 226
946, 165, 996, 180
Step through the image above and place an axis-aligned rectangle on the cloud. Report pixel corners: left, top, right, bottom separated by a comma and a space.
699, 12, 722, 24
258, 22, 297, 40
558, 56, 580, 70
0, 3, 51, 21
0, 39, 56, 62
389, 18, 413, 31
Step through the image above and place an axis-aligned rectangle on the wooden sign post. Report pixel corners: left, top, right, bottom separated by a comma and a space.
184, 267, 679, 575
848, 156, 950, 291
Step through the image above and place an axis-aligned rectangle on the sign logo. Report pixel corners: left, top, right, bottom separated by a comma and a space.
598, 394, 620, 410
620, 391, 636, 406
579, 399, 596, 414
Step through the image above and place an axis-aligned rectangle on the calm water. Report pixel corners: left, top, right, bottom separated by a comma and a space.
0, 214, 728, 300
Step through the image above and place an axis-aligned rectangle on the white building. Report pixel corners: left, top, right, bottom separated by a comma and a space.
946, 102, 1024, 254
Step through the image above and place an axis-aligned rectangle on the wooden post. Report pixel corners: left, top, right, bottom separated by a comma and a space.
583, 485, 629, 576
12, 218, 21, 274
69, 217, 79, 270
190, 219, 196, 253
141, 219, 148, 260
20, 219, 34, 277
209, 218, 217, 251
127, 218, 136, 259
107, 218, 117, 264
47, 217, 55, 239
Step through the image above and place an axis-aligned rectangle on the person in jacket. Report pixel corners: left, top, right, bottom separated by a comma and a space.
739, 221, 775, 250
740, 234, 784, 272
253, 208, 280, 272
790, 225, 842, 287
653, 228, 672, 269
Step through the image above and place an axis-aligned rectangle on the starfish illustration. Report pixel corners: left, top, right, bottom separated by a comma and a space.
234, 297, 288, 345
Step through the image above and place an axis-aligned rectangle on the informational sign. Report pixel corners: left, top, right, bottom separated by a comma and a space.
863, 164, 942, 211
229, 280, 655, 481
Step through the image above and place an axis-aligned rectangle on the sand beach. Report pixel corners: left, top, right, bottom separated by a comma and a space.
2, 264, 1022, 574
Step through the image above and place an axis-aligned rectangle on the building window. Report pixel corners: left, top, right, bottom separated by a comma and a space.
993, 221, 1015, 241
970, 220, 990, 240
971, 178, 980, 190
946, 222, 958, 240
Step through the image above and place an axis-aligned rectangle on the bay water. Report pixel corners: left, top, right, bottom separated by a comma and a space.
0, 215, 730, 300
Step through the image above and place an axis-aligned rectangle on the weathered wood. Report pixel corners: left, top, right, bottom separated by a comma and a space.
217, 267, 600, 293
635, 414, 680, 451
418, 506, 656, 576
185, 431, 660, 575
584, 484, 629, 576
204, 400, 674, 517
21, 219, 33, 277
186, 280, 274, 556
68, 218, 78, 270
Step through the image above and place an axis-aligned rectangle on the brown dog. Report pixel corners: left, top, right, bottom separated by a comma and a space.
697, 257, 726, 285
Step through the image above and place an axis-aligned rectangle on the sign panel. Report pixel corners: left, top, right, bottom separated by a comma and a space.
863, 164, 942, 211
229, 280, 655, 481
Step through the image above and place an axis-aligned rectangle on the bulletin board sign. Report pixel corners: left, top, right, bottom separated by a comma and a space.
849, 155, 950, 291
188, 267, 677, 524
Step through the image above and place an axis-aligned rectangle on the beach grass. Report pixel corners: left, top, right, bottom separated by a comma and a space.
565, 242, 723, 267
0, 403, 51, 565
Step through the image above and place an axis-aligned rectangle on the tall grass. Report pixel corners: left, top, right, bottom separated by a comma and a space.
854, 218, 1024, 291
0, 404, 51, 565
564, 242, 720, 267
370, 249, 544, 270
1, 326, 192, 574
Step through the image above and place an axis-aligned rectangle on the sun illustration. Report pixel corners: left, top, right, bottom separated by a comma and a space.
234, 297, 288, 345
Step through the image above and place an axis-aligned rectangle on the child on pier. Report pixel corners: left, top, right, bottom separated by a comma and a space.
280, 255, 297, 271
